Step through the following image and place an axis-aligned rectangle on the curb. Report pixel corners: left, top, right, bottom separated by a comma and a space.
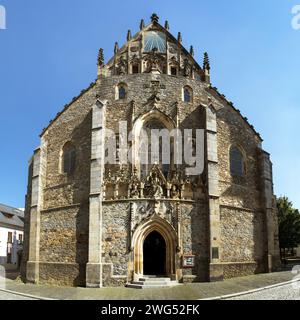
0, 287, 56, 300
199, 278, 300, 300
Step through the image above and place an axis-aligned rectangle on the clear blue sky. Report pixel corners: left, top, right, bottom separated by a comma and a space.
0, 0, 299, 209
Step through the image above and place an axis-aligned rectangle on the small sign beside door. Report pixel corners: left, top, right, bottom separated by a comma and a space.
182, 255, 195, 268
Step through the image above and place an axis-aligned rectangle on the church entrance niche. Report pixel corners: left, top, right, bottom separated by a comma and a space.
143, 231, 166, 275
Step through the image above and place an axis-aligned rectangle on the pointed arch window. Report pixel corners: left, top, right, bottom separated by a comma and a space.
230, 146, 245, 177
62, 143, 76, 174
183, 86, 193, 103
139, 118, 172, 179
119, 86, 126, 99
116, 83, 127, 100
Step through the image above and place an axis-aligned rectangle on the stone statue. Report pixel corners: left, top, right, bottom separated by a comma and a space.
117, 56, 127, 75
183, 59, 191, 77
171, 184, 179, 199
148, 172, 163, 198
146, 48, 163, 73
130, 183, 140, 199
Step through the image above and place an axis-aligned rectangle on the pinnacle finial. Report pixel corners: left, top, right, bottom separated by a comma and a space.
177, 32, 182, 44
114, 42, 119, 54
127, 29, 132, 41
140, 19, 145, 30
98, 48, 104, 66
203, 52, 210, 70
151, 13, 159, 23
164, 20, 169, 30
190, 46, 194, 56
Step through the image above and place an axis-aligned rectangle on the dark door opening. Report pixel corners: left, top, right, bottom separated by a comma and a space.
143, 231, 166, 275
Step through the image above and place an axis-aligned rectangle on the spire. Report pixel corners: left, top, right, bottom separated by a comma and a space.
140, 19, 145, 30
97, 48, 104, 66
114, 42, 119, 54
164, 20, 169, 30
127, 29, 132, 41
97, 48, 104, 78
203, 52, 211, 83
203, 52, 210, 70
177, 32, 182, 44
190, 45, 194, 56
151, 13, 159, 23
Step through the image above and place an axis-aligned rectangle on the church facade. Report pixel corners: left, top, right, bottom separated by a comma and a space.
21, 14, 280, 287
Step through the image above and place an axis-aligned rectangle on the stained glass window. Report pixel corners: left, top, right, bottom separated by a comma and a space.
139, 119, 171, 178
183, 87, 192, 103
230, 146, 244, 176
63, 143, 76, 174
144, 31, 166, 53
119, 86, 126, 99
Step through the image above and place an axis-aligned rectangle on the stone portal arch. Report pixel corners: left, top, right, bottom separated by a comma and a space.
131, 215, 177, 279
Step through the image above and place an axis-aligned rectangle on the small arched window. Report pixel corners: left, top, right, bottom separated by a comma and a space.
230, 146, 244, 177
183, 86, 192, 103
63, 143, 76, 174
116, 83, 127, 100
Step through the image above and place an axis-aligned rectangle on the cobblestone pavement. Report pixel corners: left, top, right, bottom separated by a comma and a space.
227, 282, 300, 300
0, 270, 297, 300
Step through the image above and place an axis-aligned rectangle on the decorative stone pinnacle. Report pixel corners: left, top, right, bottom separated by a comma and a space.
203, 52, 210, 70
177, 32, 182, 44
140, 19, 145, 30
98, 48, 104, 66
190, 45, 194, 56
164, 20, 169, 30
114, 42, 119, 54
151, 13, 159, 23
127, 29, 132, 41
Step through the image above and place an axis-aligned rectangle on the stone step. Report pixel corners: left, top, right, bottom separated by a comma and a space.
132, 280, 171, 286
126, 276, 179, 289
126, 283, 176, 289
139, 277, 171, 282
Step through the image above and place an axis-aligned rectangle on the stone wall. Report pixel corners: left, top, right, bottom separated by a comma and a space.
102, 202, 130, 277
23, 87, 96, 286
20, 158, 33, 280
217, 104, 267, 276
223, 262, 263, 279
217, 105, 262, 210
96, 74, 207, 133
220, 207, 264, 262
37, 204, 88, 286
42, 85, 96, 209
181, 202, 209, 282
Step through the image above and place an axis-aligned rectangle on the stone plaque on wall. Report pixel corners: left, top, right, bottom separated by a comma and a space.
182, 255, 195, 268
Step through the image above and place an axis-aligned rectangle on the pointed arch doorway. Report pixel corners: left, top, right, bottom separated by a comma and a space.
131, 216, 178, 279
143, 231, 166, 275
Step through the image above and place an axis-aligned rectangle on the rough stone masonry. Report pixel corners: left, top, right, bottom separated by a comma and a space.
21, 13, 280, 287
